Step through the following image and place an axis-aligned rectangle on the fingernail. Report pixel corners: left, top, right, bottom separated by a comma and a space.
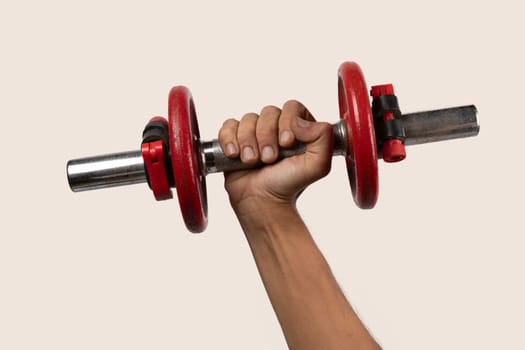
242, 146, 255, 161
261, 146, 274, 161
297, 117, 311, 128
280, 130, 293, 144
226, 143, 236, 156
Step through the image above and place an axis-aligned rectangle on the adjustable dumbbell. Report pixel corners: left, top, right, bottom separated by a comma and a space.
66, 61, 479, 233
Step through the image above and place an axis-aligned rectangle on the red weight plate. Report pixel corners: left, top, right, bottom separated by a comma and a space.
168, 86, 208, 233
338, 62, 379, 209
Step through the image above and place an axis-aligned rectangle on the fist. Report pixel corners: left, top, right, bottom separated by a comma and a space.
218, 100, 333, 213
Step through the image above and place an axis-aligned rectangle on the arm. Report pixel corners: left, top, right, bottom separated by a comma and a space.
237, 204, 381, 350
219, 101, 381, 350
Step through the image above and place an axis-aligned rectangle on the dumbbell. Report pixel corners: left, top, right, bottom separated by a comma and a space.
66, 61, 479, 233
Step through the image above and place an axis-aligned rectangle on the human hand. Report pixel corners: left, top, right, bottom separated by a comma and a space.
218, 100, 333, 216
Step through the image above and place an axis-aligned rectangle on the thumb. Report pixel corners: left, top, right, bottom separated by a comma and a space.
290, 117, 333, 179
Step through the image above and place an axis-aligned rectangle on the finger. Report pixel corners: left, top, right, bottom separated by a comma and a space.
218, 118, 240, 158
237, 112, 259, 164
278, 100, 316, 148
256, 105, 281, 163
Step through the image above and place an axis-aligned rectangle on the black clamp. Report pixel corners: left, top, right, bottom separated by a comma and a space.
371, 94, 406, 150
142, 119, 170, 148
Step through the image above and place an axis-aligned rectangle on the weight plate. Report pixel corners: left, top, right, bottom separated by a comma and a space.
168, 86, 208, 233
338, 62, 379, 209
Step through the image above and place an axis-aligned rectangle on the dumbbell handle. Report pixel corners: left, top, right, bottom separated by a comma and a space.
67, 105, 479, 192
202, 120, 348, 174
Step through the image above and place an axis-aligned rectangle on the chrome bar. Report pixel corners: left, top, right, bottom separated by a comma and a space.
402, 105, 479, 145
66, 105, 479, 192
67, 150, 146, 192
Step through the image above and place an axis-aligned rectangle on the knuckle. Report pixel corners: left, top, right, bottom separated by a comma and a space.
219, 119, 237, 138
237, 127, 255, 145
283, 99, 303, 111
218, 127, 231, 141
222, 118, 238, 128
260, 105, 280, 116
237, 134, 254, 146
256, 128, 276, 143
256, 122, 278, 144
238, 113, 258, 143
240, 112, 258, 123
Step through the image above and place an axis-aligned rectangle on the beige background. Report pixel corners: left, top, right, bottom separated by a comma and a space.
1, 0, 523, 349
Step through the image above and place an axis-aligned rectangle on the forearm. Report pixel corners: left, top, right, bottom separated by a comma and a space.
236, 203, 381, 350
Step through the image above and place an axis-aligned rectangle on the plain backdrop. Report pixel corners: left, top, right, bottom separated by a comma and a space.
1, 1, 523, 349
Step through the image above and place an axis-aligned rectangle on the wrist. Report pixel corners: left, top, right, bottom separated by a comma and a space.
233, 198, 301, 234
231, 194, 295, 218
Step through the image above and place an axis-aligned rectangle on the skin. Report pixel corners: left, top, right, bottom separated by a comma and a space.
218, 100, 382, 350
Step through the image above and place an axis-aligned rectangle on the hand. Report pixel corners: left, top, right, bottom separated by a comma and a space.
218, 100, 333, 216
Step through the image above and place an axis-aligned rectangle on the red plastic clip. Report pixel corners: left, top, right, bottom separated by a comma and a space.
141, 140, 173, 201
370, 84, 406, 163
